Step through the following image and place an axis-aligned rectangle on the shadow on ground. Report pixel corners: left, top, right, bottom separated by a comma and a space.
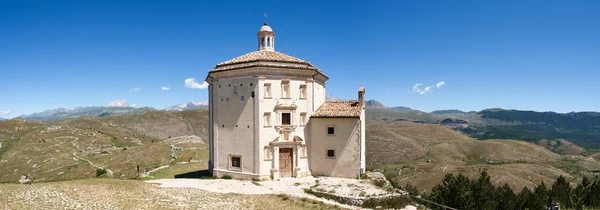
174, 169, 211, 178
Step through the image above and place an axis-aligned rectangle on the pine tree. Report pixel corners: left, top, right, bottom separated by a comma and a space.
471, 171, 498, 210
551, 175, 572, 208
533, 181, 550, 209
496, 184, 517, 210
516, 187, 534, 210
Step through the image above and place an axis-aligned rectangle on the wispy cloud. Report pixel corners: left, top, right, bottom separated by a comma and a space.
131, 104, 137, 107
185, 78, 209, 89
129, 88, 141, 92
436, 81, 446, 88
1, 110, 10, 116
160, 86, 170, 91
412, 81, 446, 95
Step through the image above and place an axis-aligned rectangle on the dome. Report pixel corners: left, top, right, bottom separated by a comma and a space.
259, 23, 273, 32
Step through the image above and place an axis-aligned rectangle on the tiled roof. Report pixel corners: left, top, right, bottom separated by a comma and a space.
311, 101, 362, 118
210, 51, 322, 72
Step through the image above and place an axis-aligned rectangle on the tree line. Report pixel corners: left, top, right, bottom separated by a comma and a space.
422, 172, 600, 210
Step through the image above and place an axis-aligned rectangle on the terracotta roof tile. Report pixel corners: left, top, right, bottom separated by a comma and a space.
311, 101, 362, 118
210, 51, 322, 73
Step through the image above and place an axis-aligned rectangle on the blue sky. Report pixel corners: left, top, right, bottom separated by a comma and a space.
1, 0, 599, 118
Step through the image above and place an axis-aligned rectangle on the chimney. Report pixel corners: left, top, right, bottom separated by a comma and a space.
358, 87, 365, 109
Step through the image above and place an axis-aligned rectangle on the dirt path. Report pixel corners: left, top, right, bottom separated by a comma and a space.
72, 153, 113, 177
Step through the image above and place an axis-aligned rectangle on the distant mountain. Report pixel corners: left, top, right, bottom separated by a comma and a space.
0, 117, 5, 121
389, 106, 412, 111
431, 109, 468, 114
325, 95, 340, 101
18, 106, 156, 121
165, 101, 208, 112
365, 100, 387, 109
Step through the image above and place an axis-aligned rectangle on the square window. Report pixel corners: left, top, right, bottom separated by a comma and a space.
231, 156, 241, 168
327, 150, 335, 158
327, 127, 335, 135
282, 113, 291, 125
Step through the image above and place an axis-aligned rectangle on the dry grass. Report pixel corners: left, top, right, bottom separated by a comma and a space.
366, 121, 600, 192
0, 179, 335, 209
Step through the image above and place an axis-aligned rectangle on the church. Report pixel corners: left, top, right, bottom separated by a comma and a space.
205, 23, 366, 180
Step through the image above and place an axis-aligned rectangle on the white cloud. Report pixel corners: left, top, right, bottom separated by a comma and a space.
411, 83, 437, 94
436, 81, 446, 88
160, 86, 170, 91
185, 78, 209, 89
131, 104, 137, 107
1, 110, 11, 116
129, 88, 141, 92
412, 81, 447, 95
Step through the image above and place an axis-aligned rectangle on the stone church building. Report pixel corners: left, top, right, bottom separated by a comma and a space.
205, 23, 366, 180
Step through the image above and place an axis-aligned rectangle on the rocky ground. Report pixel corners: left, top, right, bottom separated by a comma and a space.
0, 179, 341, 210
148, 176, 414, 210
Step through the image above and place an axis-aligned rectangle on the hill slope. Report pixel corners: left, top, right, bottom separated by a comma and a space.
366, 120, 600, 192
0, 109, 208, 182
18, 106, 156, 121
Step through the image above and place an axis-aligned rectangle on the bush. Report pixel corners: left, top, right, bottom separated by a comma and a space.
373, 179, 387, 187
122, 147, 127, 151
222, 175, 232, 179
96, 168, 107, 177
362, 196, 412, 209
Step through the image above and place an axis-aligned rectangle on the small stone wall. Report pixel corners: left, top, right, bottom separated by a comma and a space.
307, 189, 405, 206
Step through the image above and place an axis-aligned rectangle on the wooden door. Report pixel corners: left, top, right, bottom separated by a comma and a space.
279, 148, 293, 177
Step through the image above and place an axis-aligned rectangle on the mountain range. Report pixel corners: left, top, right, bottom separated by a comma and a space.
12, 98, 600, 149
365, 100, 600, 149
164, 101, 208, 111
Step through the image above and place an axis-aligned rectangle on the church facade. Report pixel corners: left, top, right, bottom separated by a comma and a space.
205, 23, 366, 180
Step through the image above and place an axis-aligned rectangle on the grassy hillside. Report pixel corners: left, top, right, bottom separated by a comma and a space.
366, 107, 600, 150
366, 120, 600, 193
0, 110, 209, 183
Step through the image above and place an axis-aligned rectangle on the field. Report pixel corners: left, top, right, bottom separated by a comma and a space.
0, 179, 339, 210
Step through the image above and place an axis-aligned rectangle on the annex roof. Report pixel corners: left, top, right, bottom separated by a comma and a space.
311, 101, 362, 118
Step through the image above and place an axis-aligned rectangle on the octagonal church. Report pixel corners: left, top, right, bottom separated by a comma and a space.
205, 23, 366, 180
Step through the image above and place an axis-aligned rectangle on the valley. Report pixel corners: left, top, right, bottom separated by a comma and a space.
2, 106, 600, 197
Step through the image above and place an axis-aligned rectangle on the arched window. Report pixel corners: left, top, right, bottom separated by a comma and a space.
267, 37, 271, 47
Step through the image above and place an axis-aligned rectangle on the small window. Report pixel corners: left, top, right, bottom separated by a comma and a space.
281, 81, 290, 98
241, 95, 244, 101
282, 113, 291, 125
231, 156, 241, 168
264, 113, 271, 126
233, 84, 238, 94
300, 112, 307, 126
327, 150, 335, 158
264, 83, 271, 98
299, 85, 307, 99
251, 91, 255, 98
327, 127, 335, 135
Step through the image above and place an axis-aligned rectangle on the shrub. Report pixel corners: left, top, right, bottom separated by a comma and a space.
362, 196, 412, 209
278, 194, 290, 200
373, 179, 387, 187
96, 168, 107, 177
252, 181, 261, 186
122, 147, 127, 151
222, 175, 232, 179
